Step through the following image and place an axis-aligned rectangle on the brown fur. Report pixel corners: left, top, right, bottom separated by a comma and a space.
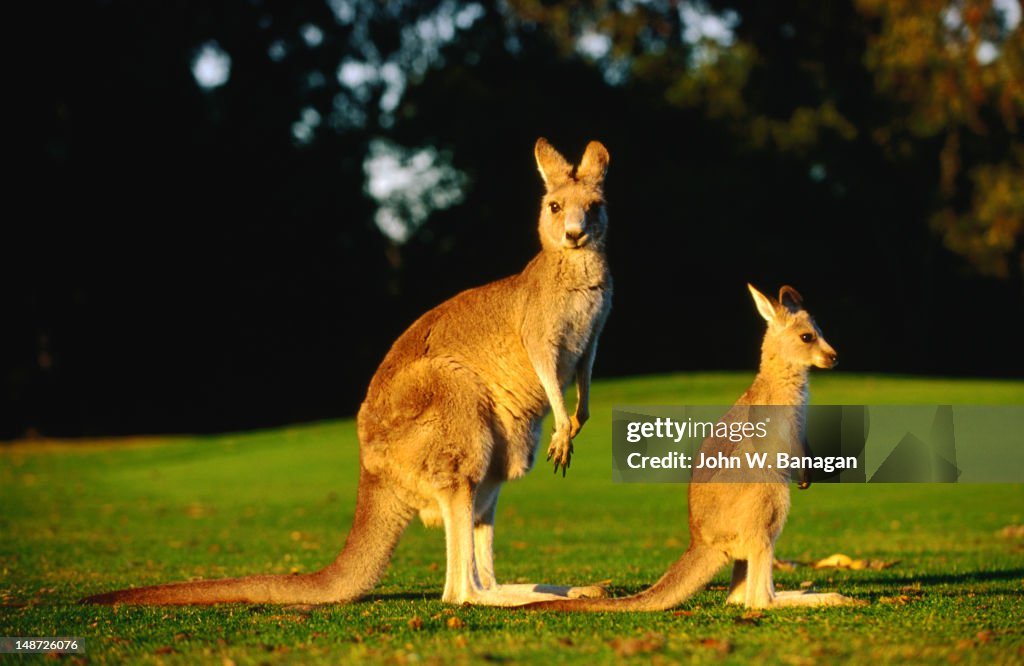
525, 284, 859, 611
82, 139, 613, 607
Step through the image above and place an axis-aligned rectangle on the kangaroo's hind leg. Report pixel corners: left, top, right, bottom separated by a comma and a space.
472, 480, 501, 591
468, 480, 606, 604
726, 560, 747, 604
439, 481, 486, 604
744, 541, 777, 609
737, 534, 859, 608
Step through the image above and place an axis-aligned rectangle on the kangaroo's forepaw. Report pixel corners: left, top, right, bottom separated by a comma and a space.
569, 412, 587, 438
546, 430, 574, 476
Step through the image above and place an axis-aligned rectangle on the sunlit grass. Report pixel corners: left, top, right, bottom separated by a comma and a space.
1, 373, 1022, 664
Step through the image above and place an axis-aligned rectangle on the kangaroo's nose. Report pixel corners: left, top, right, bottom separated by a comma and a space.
565, 229, 583, 242
828, 352, 838, 367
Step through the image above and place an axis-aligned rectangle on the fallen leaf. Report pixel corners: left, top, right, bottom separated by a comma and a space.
407, 616, 423, 630
814, 553, 853, 569
734, 611, 763, 626
609, 633, 665, 657
998, 525, 1024, 539
813, 553, 898, 570
697, 638, 733, 654
447, 616, 465, 629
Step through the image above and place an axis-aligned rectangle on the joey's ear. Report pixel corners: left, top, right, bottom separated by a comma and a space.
535, 138, 572, 190
778, 285, 803, 313
576, 140, 610, 185
747, 283, 779, 323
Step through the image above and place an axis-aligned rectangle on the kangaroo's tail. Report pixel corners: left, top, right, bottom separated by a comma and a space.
81, 472, 411, 605
524, 544, 729, 612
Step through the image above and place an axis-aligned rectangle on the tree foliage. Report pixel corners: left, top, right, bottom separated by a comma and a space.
507, 0, 1023, 277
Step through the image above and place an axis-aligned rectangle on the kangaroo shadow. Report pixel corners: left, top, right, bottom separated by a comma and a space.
856, 567, 1024, 588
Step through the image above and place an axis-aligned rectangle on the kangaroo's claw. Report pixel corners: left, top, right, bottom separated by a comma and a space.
546, 431, 573, 476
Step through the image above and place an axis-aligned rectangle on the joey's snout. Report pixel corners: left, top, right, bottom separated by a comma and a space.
815, 343, 838, 369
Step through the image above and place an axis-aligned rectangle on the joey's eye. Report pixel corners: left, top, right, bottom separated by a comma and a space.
549, 201, 561, 214
800, 333, 815, 343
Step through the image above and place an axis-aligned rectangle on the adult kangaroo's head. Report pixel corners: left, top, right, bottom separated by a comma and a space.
534, 138, 610, 252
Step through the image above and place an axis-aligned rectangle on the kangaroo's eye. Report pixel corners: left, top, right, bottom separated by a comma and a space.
549, 202, 561, 214
800, 333, 815, 343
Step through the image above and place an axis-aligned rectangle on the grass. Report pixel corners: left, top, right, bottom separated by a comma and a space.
1, 372, 1023, 664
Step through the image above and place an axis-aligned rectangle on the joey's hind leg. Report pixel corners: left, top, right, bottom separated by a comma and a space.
741, 545, 859, 607
744, 544, 776, 609
726, 560, 747, 604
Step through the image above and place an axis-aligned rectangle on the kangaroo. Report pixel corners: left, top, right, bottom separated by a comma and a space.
526, 284, 857, 611
82, 138, 612, 607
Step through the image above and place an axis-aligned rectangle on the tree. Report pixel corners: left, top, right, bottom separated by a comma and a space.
506, 0, 1024, 278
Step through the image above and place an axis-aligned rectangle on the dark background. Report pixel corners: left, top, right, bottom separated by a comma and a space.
7, 0, 1023, 438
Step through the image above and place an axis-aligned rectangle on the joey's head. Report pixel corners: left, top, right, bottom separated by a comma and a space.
534, 138, 609, 252
748, 283, 838, 370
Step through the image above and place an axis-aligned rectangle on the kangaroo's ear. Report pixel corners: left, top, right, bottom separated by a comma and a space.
576, 140, 610, 185
778, 285, 803, 313
535, 138, 572, 190
748, 283, 779, 322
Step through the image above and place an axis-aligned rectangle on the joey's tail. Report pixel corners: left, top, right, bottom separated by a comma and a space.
81, 473, 411, 605
525, 544, 729, 612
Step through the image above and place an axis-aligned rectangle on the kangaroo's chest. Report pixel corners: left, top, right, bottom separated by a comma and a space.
551, 286, 609, 382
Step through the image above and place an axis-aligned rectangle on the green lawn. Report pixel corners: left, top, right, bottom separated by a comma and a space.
1, 373, 1022, 664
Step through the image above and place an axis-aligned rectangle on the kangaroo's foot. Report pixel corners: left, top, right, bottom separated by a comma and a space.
770, 590, 863, 607
447, 583, 607, 607
496, 583, 607, 600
